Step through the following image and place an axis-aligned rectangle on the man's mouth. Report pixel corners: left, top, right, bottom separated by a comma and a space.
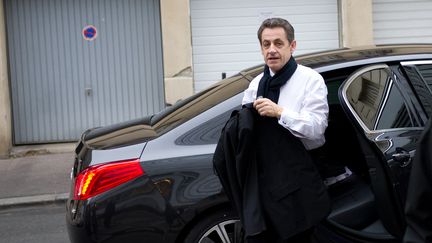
267, 57, 279, 61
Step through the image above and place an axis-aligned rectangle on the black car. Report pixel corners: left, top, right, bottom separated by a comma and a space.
66, 45, 432, 243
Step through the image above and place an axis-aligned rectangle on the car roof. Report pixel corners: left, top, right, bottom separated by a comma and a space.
241, 44, 432, 76
298, 44, 432, 67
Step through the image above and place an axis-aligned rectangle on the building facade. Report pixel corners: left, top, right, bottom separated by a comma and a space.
1, 0, 431, 157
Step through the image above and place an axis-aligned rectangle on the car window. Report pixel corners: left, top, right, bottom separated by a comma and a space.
321, 66, 361, 105
402, 62, 432, 117
416, 64, 432, 90
150, 74, 249, 135
175, 108, 239, 145
344, 66, 415, 131
401, 61, 432, 116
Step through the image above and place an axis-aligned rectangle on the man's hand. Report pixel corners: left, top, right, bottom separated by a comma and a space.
253, 98, 283, 118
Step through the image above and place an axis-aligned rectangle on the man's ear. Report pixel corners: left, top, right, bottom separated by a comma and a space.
290, 40, 297, 54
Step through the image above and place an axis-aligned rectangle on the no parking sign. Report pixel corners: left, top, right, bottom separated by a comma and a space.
82, 25, 97, 41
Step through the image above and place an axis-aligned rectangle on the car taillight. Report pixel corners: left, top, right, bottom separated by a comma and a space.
73, 159, 144, 200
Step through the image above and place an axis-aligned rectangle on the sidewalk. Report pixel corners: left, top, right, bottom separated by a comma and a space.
0, 143, 75, 209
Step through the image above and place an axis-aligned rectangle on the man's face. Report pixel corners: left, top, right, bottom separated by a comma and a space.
260, 27, 296, 73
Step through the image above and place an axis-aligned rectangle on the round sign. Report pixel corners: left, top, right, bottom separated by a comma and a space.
82, 25, 97, 41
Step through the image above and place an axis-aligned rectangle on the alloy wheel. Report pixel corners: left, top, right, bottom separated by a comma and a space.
198, 219, 241, 243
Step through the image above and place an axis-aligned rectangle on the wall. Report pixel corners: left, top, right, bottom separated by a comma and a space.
0, 0, 11, 158
339, 0, 374, 47
160, 0, 194, 105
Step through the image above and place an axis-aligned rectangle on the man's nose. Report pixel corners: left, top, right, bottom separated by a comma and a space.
268, 44, 276, 54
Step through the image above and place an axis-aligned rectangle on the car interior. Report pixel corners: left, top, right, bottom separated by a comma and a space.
311, 69, 396, 240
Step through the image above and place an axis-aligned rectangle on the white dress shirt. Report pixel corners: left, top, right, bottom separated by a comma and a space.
242, 64, 329, 150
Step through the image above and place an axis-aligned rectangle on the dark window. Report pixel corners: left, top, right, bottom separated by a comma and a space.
346, 68, 414, 130
403, 63, 432, 116
417, 64, 432, 91
320, 65, 361, 105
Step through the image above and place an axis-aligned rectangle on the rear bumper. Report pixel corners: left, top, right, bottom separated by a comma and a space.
66, 176, 182, 243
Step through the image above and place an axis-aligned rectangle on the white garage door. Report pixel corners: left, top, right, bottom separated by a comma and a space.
373, 0, 432, 44
190, 0, 340, 92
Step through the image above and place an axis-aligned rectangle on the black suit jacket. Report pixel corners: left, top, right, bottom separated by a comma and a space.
214, 106, 330, 239
255, 114, 330, 239
213, 107, 266, 236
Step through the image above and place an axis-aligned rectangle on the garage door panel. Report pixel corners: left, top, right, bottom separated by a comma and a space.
6, 0, 164, 144
374, 11, 432, 21
193, 26, 258, 37
374, 20, 431, 30
294, 22, 341, 31
192, 19, 260, 29
192, 12, 337, 26
194, 53, 262, 64
194, 15, 338, 28
373, 0, 432, 45
192, 0, 333, 9
193, 44, 260, 54
296, 40, 340, 50
191, 0, 339, 92
193, 36, 261, 46
375, 29, 432, 39
194, 62, 262, 73
374, 1, 432, 12
374, 36, 430, 44
194, 23, 339, 40
193, 5, 336, 19
297, 31, 340, 40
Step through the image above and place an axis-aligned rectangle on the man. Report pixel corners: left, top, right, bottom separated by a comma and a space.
404, 119, 432, 243
241, 17, 330, 242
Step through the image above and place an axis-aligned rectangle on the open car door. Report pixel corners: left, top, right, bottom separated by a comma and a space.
324, 64, 425, 242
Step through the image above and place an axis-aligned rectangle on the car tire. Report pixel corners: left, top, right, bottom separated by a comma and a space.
183, 209, 242, 243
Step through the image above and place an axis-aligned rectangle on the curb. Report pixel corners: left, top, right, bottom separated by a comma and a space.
0, 193, 69, 209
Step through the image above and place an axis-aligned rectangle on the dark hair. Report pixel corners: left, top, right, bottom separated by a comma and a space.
257, 18, 295, 43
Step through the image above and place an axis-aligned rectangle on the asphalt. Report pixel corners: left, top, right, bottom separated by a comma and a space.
0, 143, 75, 209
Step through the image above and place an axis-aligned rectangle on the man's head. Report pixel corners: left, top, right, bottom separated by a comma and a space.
257, 18, 296, 73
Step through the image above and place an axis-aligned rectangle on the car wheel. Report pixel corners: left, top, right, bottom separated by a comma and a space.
183, 209, 242, 243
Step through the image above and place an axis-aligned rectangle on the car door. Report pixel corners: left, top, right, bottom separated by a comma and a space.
338, 64, 424, 240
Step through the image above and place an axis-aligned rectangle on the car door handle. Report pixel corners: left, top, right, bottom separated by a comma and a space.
392, 148, 411, 167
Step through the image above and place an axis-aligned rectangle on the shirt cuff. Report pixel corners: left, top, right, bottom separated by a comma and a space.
278, 109, 296, 127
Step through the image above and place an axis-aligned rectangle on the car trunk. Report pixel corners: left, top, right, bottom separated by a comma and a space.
70, 116, 157, 184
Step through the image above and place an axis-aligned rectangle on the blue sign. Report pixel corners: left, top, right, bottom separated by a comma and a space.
82, 25, 97, 41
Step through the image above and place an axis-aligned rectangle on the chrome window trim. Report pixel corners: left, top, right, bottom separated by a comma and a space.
400, 60, 432, 66
341, 64, 423, 134
373, 77, 394, 130
315, 54, 432, 73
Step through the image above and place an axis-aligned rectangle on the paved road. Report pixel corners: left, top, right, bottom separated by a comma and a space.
0, 203, 69, 243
